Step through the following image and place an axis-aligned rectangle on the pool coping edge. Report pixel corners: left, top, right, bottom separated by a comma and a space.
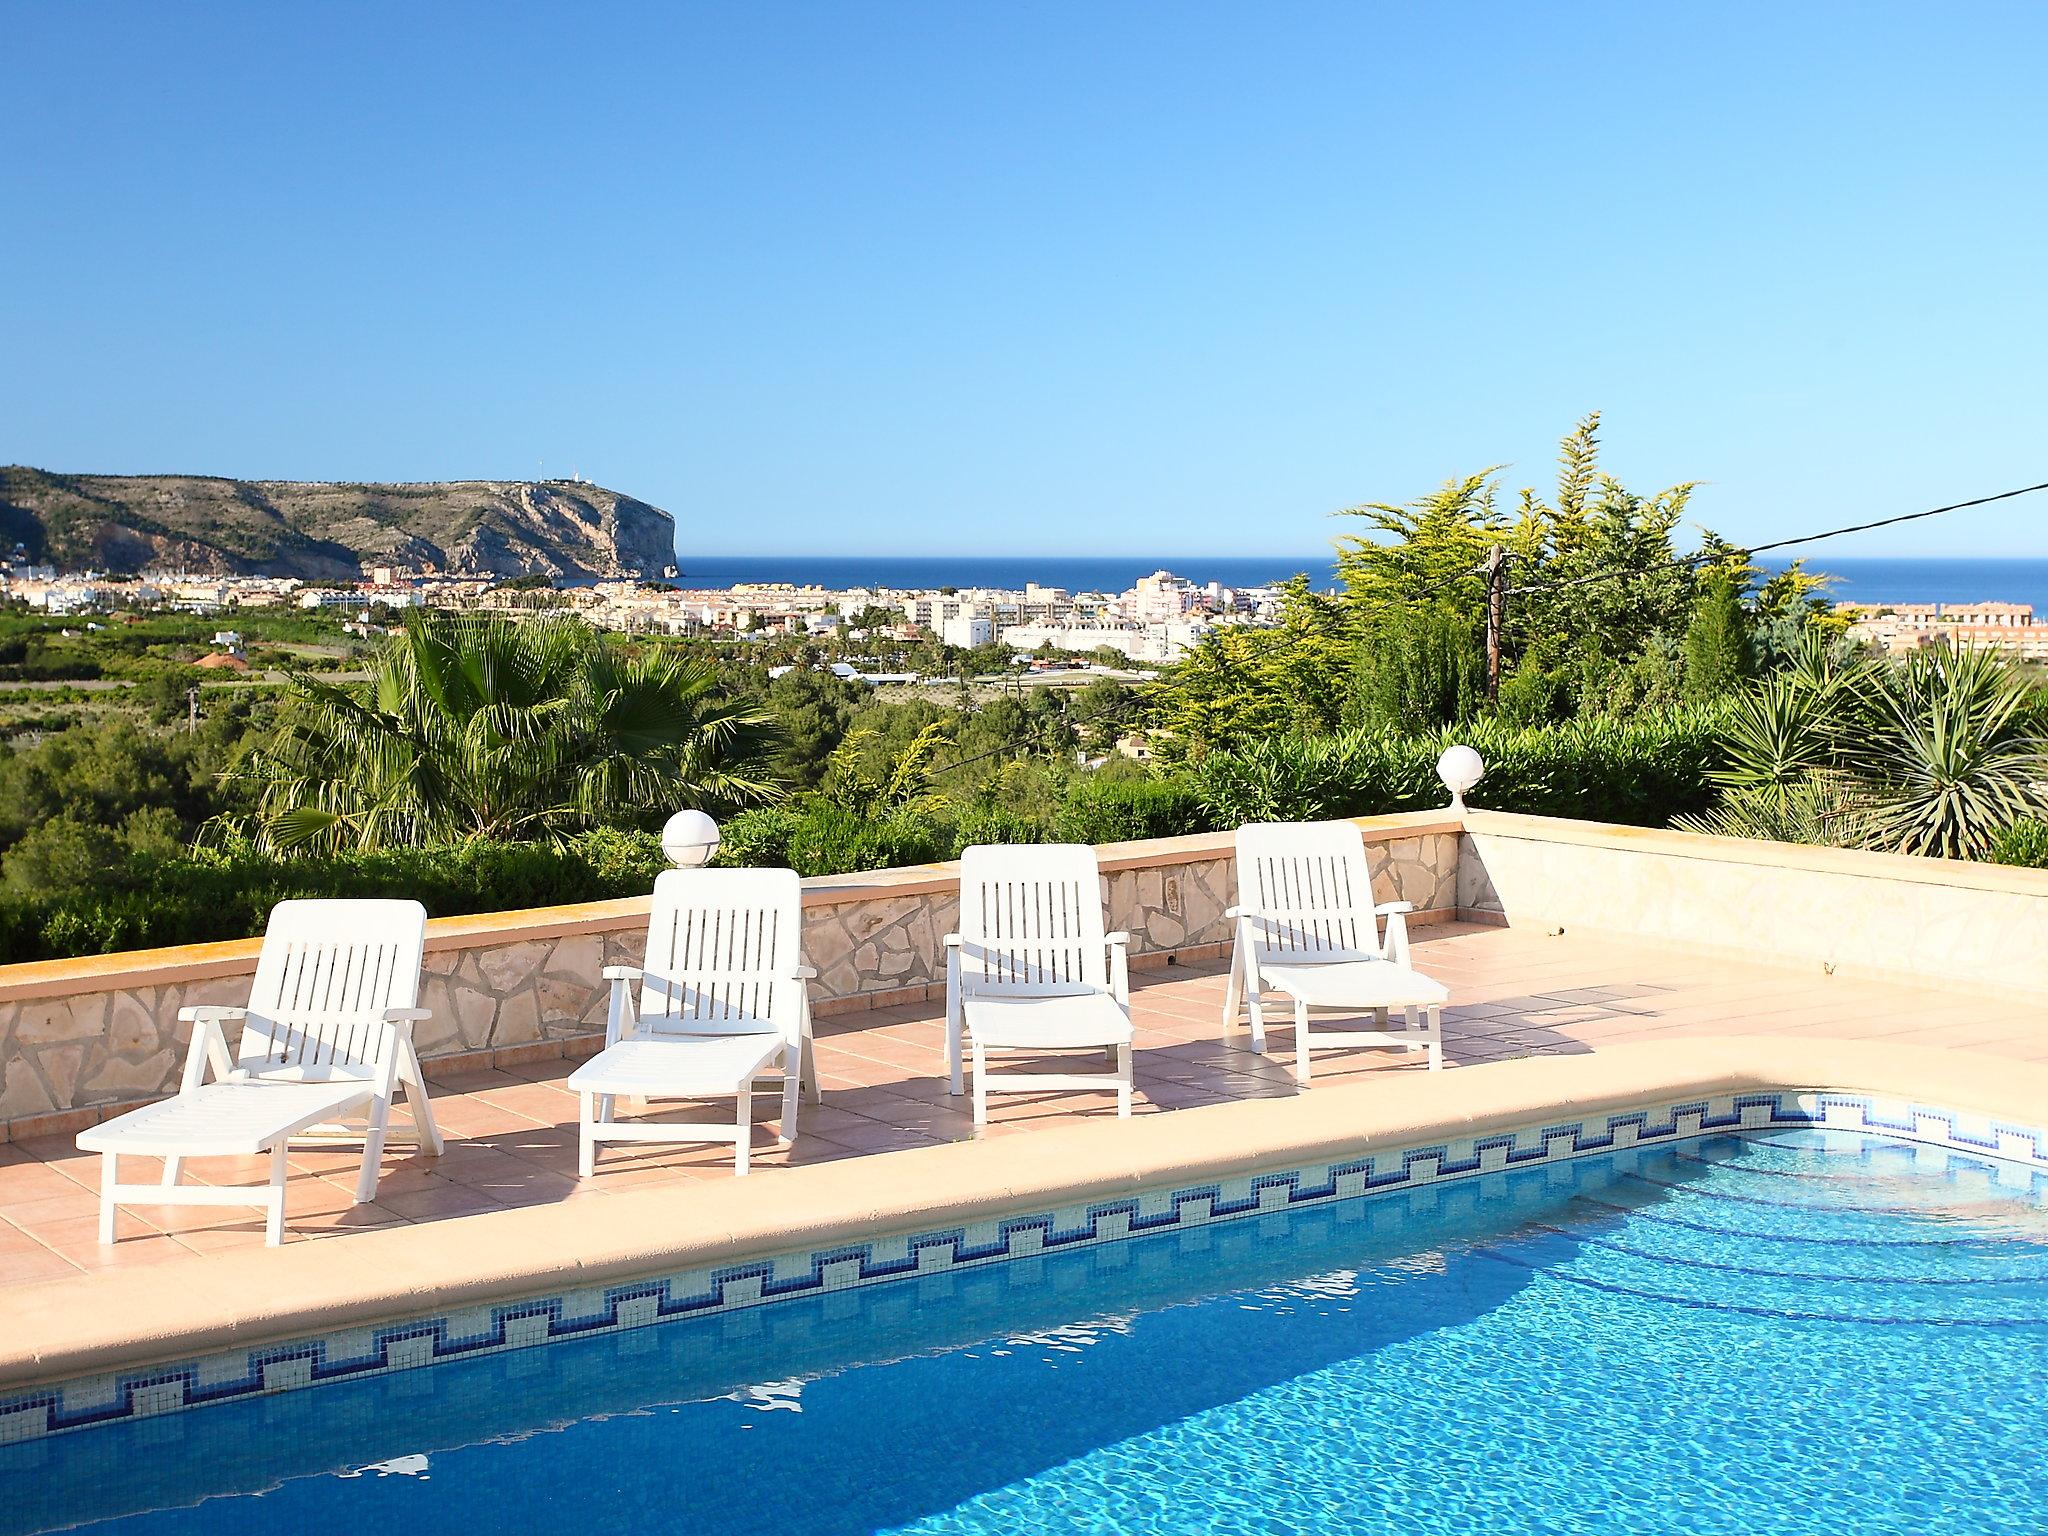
4, 1037, 2045, 1431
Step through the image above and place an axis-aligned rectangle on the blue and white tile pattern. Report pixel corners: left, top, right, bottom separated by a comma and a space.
4, 1088, 2043, 1444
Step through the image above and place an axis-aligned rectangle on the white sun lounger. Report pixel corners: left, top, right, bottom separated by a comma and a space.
946, 843, 1134, 1126
76, 899, 443, 1245
568, 867, 819, 1177
1222, 819, 1446, 1084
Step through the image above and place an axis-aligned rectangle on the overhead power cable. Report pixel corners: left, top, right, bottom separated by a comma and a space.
1505, 479, 2048, 599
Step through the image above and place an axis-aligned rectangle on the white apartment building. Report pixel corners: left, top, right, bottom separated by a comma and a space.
940, 612, 995, 649
1125, 570, 1197, 625
1001, 618, 1211, 664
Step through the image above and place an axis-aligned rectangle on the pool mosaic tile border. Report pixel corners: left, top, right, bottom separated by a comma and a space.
5, 1087, 2044, 1444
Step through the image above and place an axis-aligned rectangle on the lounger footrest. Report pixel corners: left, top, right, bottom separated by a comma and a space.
568, 1036, 788, 1098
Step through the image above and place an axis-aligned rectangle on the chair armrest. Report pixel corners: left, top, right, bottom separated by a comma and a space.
943, 934, 963, 947
1224, 905, 1244, 920
381, 1007, 432, 1022
602, 967, 639, 1047
176, 1011, 239, 1093
177, 1005, 247, 1024
1105, 931, 1131, 947
1377, 902, 1414, 966
790, 964, 818, 980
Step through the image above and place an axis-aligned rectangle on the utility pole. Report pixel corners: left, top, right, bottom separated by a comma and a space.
1483, 546, 1507, 704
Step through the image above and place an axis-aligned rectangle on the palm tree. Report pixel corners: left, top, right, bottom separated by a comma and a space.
243, 613, 784, 851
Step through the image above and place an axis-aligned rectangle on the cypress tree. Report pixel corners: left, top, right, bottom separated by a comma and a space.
1682, 572, 1754, 699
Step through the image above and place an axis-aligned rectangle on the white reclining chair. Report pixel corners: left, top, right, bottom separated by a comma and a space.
76, 899, 442, 1245
1223, 819, 1446, 1084
569, 867, 819, 1178
946, 843, 1134, 1126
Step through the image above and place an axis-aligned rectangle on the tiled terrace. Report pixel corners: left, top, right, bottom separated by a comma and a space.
1, 920, 2040, 1292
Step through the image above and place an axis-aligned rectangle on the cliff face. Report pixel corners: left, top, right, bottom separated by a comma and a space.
0, 468, 679, 580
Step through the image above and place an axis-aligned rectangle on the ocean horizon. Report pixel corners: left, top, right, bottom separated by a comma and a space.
670, 554, 2048, 609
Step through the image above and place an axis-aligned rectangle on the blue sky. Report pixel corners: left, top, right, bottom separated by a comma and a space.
5, 2, 2046, 558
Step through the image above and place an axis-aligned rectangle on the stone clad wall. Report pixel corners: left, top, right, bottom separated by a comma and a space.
0, 821, 1461, 1135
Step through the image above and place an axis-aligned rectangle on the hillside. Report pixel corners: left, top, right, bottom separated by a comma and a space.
0, 468, 679, 580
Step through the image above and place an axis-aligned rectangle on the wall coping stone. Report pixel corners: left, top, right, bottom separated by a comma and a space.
0, 811, 1464, 1005
1464, 808, 2048, 897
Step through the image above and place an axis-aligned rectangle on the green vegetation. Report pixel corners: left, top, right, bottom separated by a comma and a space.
3, 414, 2043, 964
0, 831, 672, 964
1679, 638, 2048, 858
1188, 711, 1726, 828
1992, 820, 2048, 869
1155, 416, 1840, 757
238, 612, 783, 851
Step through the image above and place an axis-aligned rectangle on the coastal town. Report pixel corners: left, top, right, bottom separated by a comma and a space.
7, 558, 2048, 666
2, 563, 1289, 664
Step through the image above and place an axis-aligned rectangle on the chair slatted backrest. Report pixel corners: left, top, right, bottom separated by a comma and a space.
1235, 820, 1379, 963
638, 868, 804, 1040
239, 899, 428, 1079
956, 844, 1108, 997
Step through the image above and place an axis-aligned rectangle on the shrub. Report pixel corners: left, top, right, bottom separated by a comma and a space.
0, 831, 672, 964
1191, 710, 1727, 829
716, 800, 950, 878
1052, 776, 1205, 844
1990, 820, 2048, 869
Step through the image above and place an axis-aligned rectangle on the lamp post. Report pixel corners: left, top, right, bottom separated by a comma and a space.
660, 809, 722, 868
1436, 746, 1484, 814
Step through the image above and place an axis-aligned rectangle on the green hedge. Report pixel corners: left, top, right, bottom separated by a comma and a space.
1190, 710, 1729, 829
0, 830, 670, 964
715, 776, 1207, 880
717, 803, 953, 879
1051, 777, 1206, 844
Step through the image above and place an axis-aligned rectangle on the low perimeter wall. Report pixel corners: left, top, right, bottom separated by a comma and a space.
1460, 809, 2048, 1003
0, 814, 1462, 1136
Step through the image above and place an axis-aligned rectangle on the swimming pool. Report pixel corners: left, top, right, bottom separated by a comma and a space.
5, 1124, 2045, 1535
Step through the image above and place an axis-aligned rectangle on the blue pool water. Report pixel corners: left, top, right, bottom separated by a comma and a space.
6, 1130, 2047, 1535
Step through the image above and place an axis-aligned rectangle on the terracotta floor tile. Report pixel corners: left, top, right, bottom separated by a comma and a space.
3, 921, 2032, 1293
372, 1180, 506, 1222
0, 1159, 93, 1206
38, 1212, 177, 1261
0, 1244, 83, 1283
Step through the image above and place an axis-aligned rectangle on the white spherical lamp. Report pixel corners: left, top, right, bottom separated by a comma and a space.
1435, 745, 1484, 814
660, 809, 721, 868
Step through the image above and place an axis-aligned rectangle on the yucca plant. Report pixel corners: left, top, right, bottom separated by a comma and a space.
237, 612, 785, 852
1688, 635, 2048, 860
1675, 778, 1873, 848
1850, 646, 2048, 859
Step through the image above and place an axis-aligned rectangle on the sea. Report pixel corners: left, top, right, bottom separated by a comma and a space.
669, 554, 2048, 609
